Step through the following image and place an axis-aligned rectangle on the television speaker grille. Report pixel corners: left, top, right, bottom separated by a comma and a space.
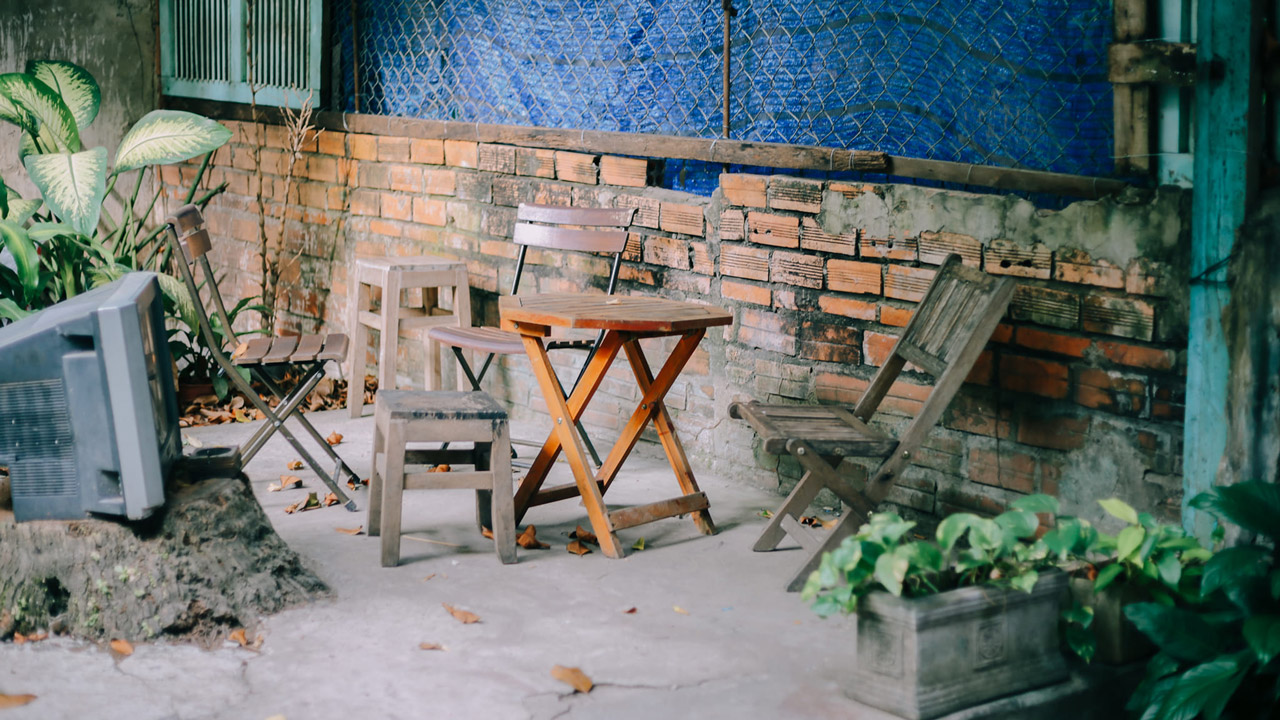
0, 379, 76, 499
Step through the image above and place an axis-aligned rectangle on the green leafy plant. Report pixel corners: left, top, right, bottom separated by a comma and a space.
1124, 482, 1280, 720
0, 59, 230, 323
802, 494, 1061, 616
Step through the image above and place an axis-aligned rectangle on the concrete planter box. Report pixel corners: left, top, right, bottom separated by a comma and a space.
851, 570, 1069, 720
1069, 576, 1155, 665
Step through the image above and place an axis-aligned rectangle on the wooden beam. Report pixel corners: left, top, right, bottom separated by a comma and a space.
1109, 41, 1197, 85
608, 492, 709, 531
1112, 0, 1151, 176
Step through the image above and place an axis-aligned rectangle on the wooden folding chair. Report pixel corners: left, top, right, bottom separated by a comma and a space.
164, 204, 358, 510
729, 255, 1015, 590
428, 203, 635, 468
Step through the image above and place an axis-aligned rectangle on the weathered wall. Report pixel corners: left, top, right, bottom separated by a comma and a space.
162, 118, 1191, 528
0, 0, 156, 196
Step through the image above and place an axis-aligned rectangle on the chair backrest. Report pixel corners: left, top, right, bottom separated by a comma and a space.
853, 254, 1015, 444
164, 204, 239, 357
509, 203, 635, 295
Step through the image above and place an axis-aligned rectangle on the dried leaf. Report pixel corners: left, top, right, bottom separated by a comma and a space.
109, 638, 133, 656
232, 408, 251, 423
287, 460, 303, 471
799, 516, 821, 528
550, 665, 594, 694
428, 464, 451, 473
322, 492, 340, 507
623, 607, 637, 614
231, 342, 248, 360
442, 603, 480, 624
418, 642, 446, 651
253, 409, 266, 421
0, 694, 37, 709
13, 632, 46, 645
421, 574, 437, 581
270, 475, 303, 492
228, 629, 250, 647
569, 525, 598, 545
299, 492, 321, 511
480, 526, 494, 540
566, 539, 592, 556
326, 432, 343, 446
283, 502, 300, 514
335, 526, 364, 535
821, 518, 839, 530
673, 606, 689, 615
631, 537, 646, 551
185, 434, 203, 449
758, 509, 773, 518
517, 525, 550, 550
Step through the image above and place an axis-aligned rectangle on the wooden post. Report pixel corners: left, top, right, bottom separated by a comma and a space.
1113, 0, 1151, 175
1184, 0, 1263, 539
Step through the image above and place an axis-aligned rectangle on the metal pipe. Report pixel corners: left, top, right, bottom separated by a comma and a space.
722, 0, 734, 139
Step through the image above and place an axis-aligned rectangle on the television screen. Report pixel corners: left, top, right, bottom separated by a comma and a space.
0, 272, 181, 521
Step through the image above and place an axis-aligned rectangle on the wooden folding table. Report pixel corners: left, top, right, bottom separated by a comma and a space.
500, 293, 733, 558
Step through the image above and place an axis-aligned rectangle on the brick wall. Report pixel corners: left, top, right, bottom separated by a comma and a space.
163, 119, 1190, 526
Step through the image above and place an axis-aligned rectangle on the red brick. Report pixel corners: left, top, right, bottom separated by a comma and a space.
985, 240, 1051, 279
918, 231, 981, 267
1010, 285, 1080, 330
721, 173, 767, 207
643, 235, 690, 269
318, 132, 346, 157
619, 265, 656, 285
827, 259, 880, 295
770, 251, 823, 289
884, 264, 936, 302
357, 163, 390, 190
828, 181, 879, 200
969, 448, 1036, 494
738, 308, 797, 356
943, 393, 1013, 438
748, 212, 799, 248
1054, 248, 1125, 288
555, 151, 598, 184
368, 218, 403, 237
515, 147, 555, 178
380, 193, 413, 222
818, 295, 878, 321
799, 319, 860, 363
615, 195, 659, 228
720, 244, 769, 281
861, 235, 918, 262
478, 144, 516, 174
815, 372, 869, 404
863, 330, 899, 366
1125, 258, 1175, 297
302, 155, 338, 183
1014, 327, 1091, 357
349, 134, 379, 161
999, 356, 1069, 399
767, 177, 824, 213
800, 217, 857, 255
349, 189, 380, 216
966, 350, 993, 385
413, 197, 447, 226
880, 305, 914, 327
424, 169, 456, 196
532, 181, 572, 207
1017, 414, 1090, 451
690, 242, 714, 275
1082, 295, 1155, 341
722, 279, 771, 306
719, 209, 746, 241
444, 140, 478, 168
388, 164, 422, 192
1096, 340, 1175, 370
600, 155, 648, 187
377, 136, 410, 163
660, 202, 704, 237
1076, 368, 1147, 415
410, 138, 444, 164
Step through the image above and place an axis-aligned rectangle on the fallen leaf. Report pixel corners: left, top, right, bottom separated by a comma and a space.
283, 502, 300, 514
428, 464, 451, 473
231, 342, 248, 360
673, 606, 690, 615
605, 298, 622, 305
418, 642, 446, 651
517, 525, 550, 549
566, 539, 592, 556
0, 694, 36, 709
13, 632, 45, 645
326, 432, 343, 446
821, 518, 839, 530
253, 409, 266, 421
299, 492, 321, 511
232, 408, 251, 423
550, 665, 594, 694
335, 526, 363, 535
230, 395, 245, 410
228, 629, 250, 647
758, 509, 773, 518
287, 460, 304, 470
185, 434, 203, 449
569, 525, 598, 545
623, 607, 637, 614
481, 526, 494, 540
632, 537, 646, 551
442, 603, 480, 624
109, 638, 133, 656
270, 475, 303, 492
799, 516, 821, 528
322, 492, 340, 507
421, 574, 437, 581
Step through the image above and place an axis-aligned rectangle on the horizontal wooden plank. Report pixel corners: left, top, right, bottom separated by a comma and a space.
608, 492, 709, 531
1109, 41, 1196, 86
779, 514, 822, 553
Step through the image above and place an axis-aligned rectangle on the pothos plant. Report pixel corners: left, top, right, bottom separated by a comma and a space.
802, 494, 1062, 616
0, 59, 231, 324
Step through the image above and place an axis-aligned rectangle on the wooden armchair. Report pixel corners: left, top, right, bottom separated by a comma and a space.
729, 255, 1015, 590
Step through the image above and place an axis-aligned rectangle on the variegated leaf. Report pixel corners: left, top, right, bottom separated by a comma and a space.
0, 220, 40, 301
0, 73, 80, 152
0, 184, 41, 225
23, 147, 107, 236
27, 60, 100, 131
0, 88, 32, 133
114, 110, 231, 172
156, 272, 200, 333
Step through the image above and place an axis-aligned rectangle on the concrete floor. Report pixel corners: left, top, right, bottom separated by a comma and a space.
0, 409, 866, 720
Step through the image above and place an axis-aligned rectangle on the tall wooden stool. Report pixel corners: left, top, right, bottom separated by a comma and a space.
348, 256, 471, 417
368, 390, 516, 567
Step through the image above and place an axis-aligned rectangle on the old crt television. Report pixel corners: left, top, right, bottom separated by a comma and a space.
0, 272, 181, 522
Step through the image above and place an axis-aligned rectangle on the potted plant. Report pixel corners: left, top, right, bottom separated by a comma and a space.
803, 495, 1069, 720
1123, 481, 1280, 720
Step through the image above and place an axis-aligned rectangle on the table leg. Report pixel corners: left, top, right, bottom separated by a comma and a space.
619, 332, 716, 535
519, 334, 626, 559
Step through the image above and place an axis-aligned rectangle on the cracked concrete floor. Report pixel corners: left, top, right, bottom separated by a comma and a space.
0, 409, 865, 720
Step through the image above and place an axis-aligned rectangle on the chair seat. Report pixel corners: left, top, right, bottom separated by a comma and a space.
729, 401, 897, 456
233, 333, 350, 366
427, 326, 526, 355
376, 390, 508, 421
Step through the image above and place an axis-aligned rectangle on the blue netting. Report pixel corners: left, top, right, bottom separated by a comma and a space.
332, 0, 1113, 190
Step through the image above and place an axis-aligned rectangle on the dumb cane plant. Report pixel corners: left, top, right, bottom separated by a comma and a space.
0, 60, 230, 325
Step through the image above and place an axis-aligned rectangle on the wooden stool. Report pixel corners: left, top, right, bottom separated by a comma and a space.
368, 390, 515, 567
348, 256, 471, 418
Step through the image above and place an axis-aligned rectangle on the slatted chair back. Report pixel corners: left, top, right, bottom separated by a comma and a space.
509, 204, 635, 297
853, 254, 1015, 485
166, 204, 239, 356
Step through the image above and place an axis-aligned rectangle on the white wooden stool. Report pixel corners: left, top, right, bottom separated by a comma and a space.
348, 256, 471, 417
368, 390, 515, 567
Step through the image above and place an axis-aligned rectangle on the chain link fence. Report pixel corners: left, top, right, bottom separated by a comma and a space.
332, 0, 1113, 179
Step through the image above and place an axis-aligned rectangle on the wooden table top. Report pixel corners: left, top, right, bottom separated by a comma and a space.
500, 293, 733, 333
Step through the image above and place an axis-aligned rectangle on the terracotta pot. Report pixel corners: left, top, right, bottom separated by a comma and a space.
176, 381, 216, 406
